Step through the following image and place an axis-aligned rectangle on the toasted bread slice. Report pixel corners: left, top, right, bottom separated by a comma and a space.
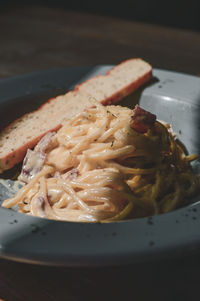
0, 58, 152, 172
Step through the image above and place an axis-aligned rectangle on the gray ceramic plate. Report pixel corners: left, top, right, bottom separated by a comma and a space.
0, 65, 200, 267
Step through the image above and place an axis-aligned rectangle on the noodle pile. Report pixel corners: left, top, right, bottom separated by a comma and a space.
2, 102, 200, 222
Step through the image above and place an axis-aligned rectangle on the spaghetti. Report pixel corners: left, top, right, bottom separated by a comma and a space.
2, 102, 200, 222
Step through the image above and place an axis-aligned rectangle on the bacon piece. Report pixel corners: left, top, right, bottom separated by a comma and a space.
18, 132, 56, 183
35, 132, 57, 153
18, 149, 46, 183
131, 105, 156, 133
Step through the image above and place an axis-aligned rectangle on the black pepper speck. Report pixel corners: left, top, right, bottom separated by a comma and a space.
9, 219, 18, 225
31, 224, 40, 233
149, 241, 155, 246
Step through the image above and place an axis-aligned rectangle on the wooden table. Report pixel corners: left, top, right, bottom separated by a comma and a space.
0, 5, 200, 79
0, 5, 200, 301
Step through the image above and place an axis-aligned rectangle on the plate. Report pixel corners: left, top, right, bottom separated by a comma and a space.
0, 65, 200, 267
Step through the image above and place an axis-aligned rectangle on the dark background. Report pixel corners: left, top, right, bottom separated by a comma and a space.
2, 0, 200, 32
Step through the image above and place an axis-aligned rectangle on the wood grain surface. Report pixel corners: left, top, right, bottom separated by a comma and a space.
0, 253, 200, 301
0, 5, 200, 79
0, 5, 200, 301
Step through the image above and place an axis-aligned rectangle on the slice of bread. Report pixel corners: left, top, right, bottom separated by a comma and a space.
0, 58, 152, 172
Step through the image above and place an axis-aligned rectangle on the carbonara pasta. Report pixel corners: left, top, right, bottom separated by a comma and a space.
2, 102, 200, 222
